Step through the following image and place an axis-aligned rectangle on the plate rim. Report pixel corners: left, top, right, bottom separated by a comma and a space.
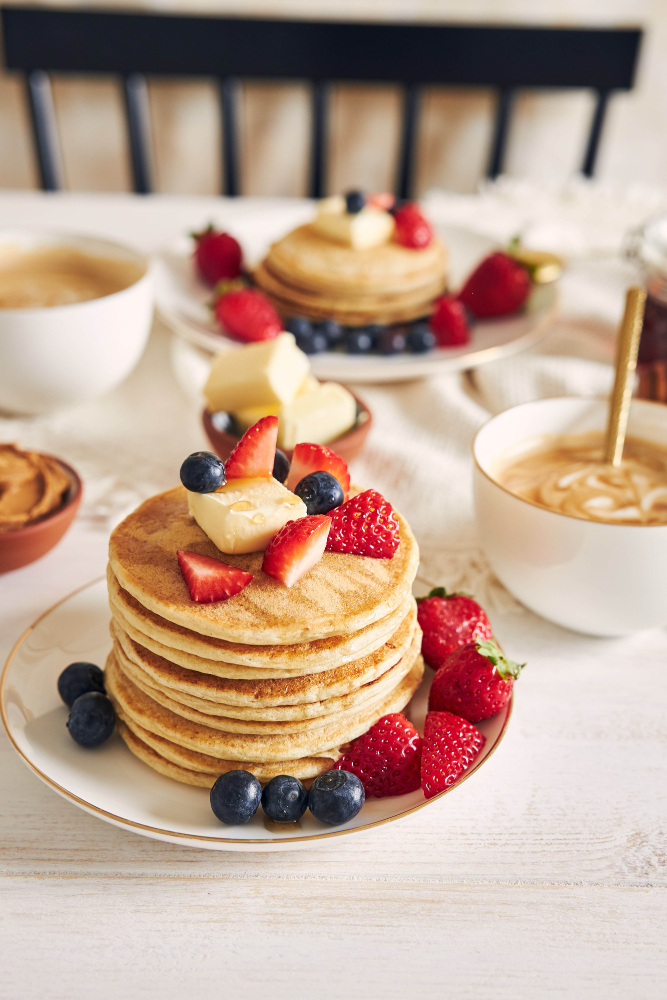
1, 577, 513, 848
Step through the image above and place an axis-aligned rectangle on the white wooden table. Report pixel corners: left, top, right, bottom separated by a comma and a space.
1, 193, 666, 1000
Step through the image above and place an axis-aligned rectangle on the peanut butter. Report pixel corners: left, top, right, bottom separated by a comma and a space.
493, 431, 667, 525
0, 444, 71, 531
0, 246, 143, 309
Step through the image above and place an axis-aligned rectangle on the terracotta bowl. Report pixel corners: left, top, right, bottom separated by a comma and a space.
0, 458, 82, 573
202, 389, 373, 465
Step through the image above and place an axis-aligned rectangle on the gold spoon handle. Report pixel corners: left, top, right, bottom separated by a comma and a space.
604, 286, 647, 467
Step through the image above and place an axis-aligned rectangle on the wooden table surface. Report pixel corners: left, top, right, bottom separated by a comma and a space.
0, 194, 666, 1000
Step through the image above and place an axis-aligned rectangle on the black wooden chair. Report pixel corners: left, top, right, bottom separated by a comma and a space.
1, 6, 642, 198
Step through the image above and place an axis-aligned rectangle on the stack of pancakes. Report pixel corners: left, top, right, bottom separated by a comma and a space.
254, 224, 448, 326
106, 486, 423, 788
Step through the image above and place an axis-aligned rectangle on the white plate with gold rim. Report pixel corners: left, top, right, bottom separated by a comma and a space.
1, 577, 512, 852
153, 222, 557, 384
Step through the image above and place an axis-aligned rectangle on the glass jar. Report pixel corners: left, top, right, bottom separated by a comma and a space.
625, 214, 667, 363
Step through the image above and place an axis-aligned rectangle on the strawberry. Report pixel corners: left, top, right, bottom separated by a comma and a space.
458, 251, 530, 319
416, 587, 492, 670
392, 202, 434, 249
428, 638, 524, 723
225, 415, 278, 479
285, 442, 350, 498
430, 295, 471, 347
177, 550, 252, 603
262, 515, 331, 587
367, 191, 396, 211
192, 225, 242, 285
214, 288, 282, 343
333, 713, 421, 798
421, 710, 486, 799
326, 489, 400, 559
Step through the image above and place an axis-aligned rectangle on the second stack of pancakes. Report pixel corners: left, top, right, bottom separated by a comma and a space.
106, 486, 423, 788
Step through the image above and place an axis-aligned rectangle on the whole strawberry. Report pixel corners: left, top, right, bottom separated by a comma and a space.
326, 489, 400, 559
215, 288, 282, 343
416, 587, 492, 670
334, 713, 421, 798
430, 295, 471, 347
428, 638, 524, 723
392, 202, 434, 249
458, 251, 530, 318
421, 710, 485, 799
193, 225, 242, 285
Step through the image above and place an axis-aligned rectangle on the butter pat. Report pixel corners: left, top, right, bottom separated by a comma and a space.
204, 332, 309, 413
279, 382, 357, 450
313, 197, 395, 250
234, 374, 321, 433
188, 477, 306, 555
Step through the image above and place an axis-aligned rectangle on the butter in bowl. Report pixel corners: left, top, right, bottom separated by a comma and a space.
202, 332, 372, 463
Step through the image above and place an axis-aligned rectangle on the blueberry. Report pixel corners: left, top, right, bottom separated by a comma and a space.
345, 328, 374, 354
308, 770, 365, 825
294, 471, 344, 515
364, 324, 385, 347
345, 191, 365, 214
210, 770, 261, 825
377, 327, 407, 355
296, 329, 329, 355
210, 410, 235, 434
273, 448, 290, 484
66, 692, 115, 748
407, 322, 436, 353
286, 316, 313, 339
261, 774, 308, 823
180, 451, 226, 493
57, 662, 105, 708
316, 319, 344, 347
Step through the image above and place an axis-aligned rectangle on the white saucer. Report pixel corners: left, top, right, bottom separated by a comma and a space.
153, 220, 558, 384
1, 578, 512, 852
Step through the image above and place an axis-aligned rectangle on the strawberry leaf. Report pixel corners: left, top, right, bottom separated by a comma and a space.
475, 637, 524, 679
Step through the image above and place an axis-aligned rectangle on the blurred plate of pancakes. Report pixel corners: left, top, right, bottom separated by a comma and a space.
1, 576, 511, 852
153, 212, 558, 384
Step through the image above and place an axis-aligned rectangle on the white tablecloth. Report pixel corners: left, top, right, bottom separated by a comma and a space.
1, 190, 665, 1000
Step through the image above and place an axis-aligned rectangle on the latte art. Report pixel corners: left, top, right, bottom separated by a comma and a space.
493, 432, 667, 525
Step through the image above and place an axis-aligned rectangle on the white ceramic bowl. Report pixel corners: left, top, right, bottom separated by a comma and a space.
0, 229, 153, 414
473, 396, 667, 636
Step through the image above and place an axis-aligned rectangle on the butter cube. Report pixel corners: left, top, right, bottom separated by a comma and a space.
233, 373, 321, 432
188, 477, 306, 555
278, 382, 357, 450
313, 199, 395, 251
204, 332, 310, 413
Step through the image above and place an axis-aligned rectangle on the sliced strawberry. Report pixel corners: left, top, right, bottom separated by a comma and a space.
225, 415, 278, 480
334, 713, 421, 798
214, 287, 282, 343
420, 710, 486, 800
192, 225, 242, 285
326, 489, 400, 559
392, 202, 434, 249
286, 442, 350, 498
177, 550, 253, 603
262, 515, 331, 587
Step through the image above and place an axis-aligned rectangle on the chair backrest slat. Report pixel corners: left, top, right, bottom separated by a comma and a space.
123, 73, 152, 194
581, 89, 610, 178
26, 69, 62, 191
220, 77, 241, 197
1, 8, 642, 197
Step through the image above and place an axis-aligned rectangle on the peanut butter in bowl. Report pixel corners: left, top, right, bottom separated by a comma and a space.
0, 444, 71, 531
492, 431, 667, 526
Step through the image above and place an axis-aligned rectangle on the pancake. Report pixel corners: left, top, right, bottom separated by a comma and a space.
117, 718, 336, 786
106, 647, 424, 762
263, 224, 448, 295
111, 629, 419, 731
108, 565, 412, 674
110, 601, 418, 706
108, 486, 419, 644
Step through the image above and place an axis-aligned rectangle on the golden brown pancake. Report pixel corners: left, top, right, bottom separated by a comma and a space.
108, 486, 419, 644
107, 565, 413, 674
110, 602, 417, 706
